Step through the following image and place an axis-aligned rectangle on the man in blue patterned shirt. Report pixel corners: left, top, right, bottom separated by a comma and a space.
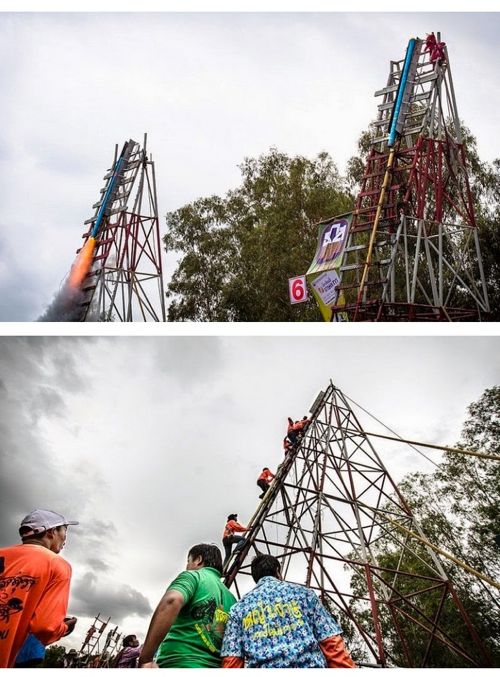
221, 554, 356, 668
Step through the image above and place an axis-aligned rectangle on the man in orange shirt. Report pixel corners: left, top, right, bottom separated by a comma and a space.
222, 514, 250, 568
257, 468, 275, 499
0, 508, 78, 668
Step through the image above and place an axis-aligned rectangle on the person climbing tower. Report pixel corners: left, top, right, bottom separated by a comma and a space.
424, 32, 436, 58
431, 40, 446, 65
222, 514, 250, 567
257, 468, 275, 499
286, 415, 310, 448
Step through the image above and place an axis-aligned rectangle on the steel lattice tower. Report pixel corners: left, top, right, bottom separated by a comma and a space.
223, 383, 491, 667
76, 135, 166, 322
332, 34, 490, 321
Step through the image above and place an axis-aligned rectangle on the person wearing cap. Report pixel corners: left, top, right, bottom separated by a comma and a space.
63, 648, 80, 668
139, 543, 236, 668
114, 634, 142, 668
222, 515, 250, 567
0, 508, 78, 668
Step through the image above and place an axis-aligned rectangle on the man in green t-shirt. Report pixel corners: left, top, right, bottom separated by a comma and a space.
139, 543, 236, 668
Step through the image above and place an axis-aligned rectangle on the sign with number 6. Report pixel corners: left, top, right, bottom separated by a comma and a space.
289, 275, 308, 304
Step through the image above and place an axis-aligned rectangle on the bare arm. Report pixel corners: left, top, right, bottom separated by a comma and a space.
138, 589, 184, 667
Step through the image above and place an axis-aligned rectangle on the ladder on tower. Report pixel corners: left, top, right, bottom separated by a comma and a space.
222, 389, 327, 587
74, 139, 143, 320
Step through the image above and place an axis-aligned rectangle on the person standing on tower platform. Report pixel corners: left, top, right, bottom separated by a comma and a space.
222, 515, 250, 566
257, 468, 275, 499
139, 544, 236, 668
431, 40, 446, 65
220, 554, 356, 669
424, 32, 436, 58
0, 509, 78, 668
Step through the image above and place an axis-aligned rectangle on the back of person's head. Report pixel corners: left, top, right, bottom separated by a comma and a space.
227, 513, 237, 521
263, 467, 269, 471
188, 543, 223, 574
19, 525, 46, 542
251, 554, 281, 583
123, 635, 137, 648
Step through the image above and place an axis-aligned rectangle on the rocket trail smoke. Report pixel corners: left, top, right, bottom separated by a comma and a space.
37, 284, 86, 322
38, 238, 97, 322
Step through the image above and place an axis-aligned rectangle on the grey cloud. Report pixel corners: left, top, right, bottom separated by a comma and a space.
85, 557, 111, 573
64, 519, 118, 565
0, 232, 42, 322
71, 572, 152, 623
0, 338, 100, 546
30, 385, 67, 421
151, 336, 223, 385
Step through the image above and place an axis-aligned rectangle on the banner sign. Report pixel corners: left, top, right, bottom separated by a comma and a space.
310, 270, 341, 307
306, 213, 352, 321
289, 275, 308, 304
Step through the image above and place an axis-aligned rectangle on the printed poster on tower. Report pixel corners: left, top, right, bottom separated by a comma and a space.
306, 213, 352, 321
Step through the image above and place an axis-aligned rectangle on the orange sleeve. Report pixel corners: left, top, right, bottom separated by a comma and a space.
222, 656, 245, 668
319, 635, 356, 668
29, 558, 72, 645
231, 521, 249, 533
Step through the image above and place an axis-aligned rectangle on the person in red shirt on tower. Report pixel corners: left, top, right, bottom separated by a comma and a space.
257, 468, 275, 499
424, 32, 436, 59
222, 515, 250, 567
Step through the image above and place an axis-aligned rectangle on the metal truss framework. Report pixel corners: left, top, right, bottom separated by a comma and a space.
223, 383, 491, 667
77, 135, 166, 322
78, 614, 122, 667
333, 36, 490, 321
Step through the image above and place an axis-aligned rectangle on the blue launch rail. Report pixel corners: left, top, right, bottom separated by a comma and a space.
388, 38, 417, 147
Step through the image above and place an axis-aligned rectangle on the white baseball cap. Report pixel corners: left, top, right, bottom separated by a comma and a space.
20, 509, 79, 536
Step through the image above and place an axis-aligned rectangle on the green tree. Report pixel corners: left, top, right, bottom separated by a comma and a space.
42, 644, 66, 667
164, 148, 353, 321
347, 386, 500, 666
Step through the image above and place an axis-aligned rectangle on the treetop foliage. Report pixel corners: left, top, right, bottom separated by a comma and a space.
164, 126, 500, 321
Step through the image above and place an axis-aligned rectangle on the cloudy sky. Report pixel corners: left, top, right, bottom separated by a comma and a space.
0, 335, 498, 650
0, 12, 499, 320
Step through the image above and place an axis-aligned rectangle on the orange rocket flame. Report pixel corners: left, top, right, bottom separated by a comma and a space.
68, 237, 96, 289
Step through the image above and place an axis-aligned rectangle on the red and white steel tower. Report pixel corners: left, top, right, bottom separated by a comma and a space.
332, 34, 490, 321
76, 135, 166, 322
223, 383, 492, 667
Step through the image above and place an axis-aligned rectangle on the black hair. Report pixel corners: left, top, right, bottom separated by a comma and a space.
123, 635, 137, 647
19, 526, 44, 540
227, 514, 238, 521
188, 543, 223, 575
263, 467, 269, 471
19, 525, 63, 542
251, 554, 281, 583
